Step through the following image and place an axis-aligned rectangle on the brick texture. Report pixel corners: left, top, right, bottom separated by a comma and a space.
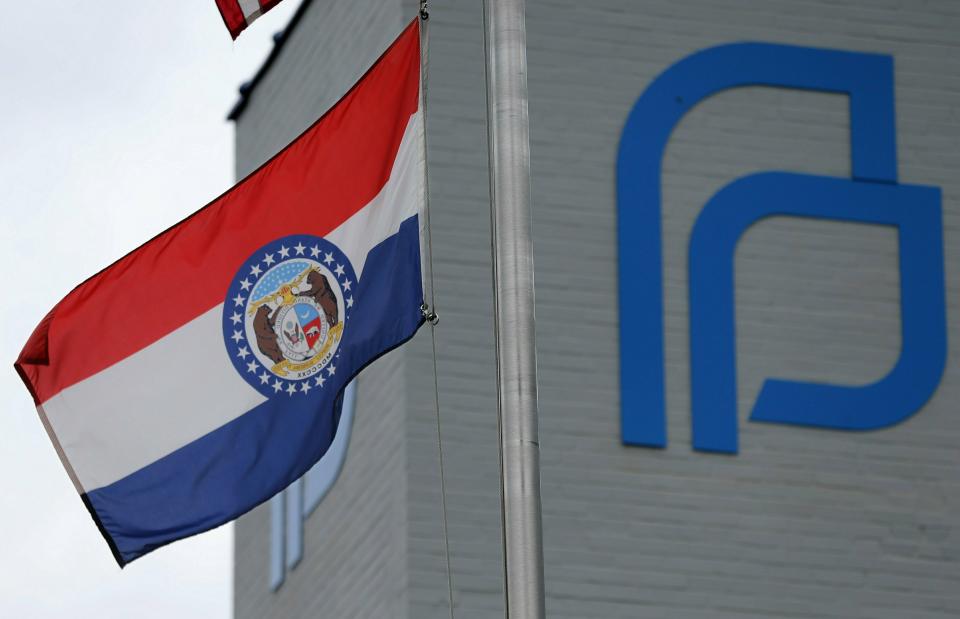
235, 1, 960, 617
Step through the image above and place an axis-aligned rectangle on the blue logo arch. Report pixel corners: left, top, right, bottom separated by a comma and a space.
617, 43, 946, 453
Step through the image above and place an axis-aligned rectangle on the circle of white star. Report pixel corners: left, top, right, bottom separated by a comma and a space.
226, 235, 358, 397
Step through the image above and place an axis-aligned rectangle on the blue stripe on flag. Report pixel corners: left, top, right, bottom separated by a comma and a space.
84, 215, 424, 564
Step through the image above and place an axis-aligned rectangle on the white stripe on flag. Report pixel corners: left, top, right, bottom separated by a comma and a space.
39, 115, 424, 493
41, 306, 266, 492
327, 113, 424, 278
238, 0, 262, 21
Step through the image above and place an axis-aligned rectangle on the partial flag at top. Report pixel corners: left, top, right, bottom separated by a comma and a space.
15, 19, 426, 565
216, 0, 287, 39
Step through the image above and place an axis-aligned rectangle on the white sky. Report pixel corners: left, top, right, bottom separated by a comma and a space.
0, 2, 299, 617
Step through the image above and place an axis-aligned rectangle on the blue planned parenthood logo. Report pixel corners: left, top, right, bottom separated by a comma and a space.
222, 234, 357, 398
617, 43, 947, 454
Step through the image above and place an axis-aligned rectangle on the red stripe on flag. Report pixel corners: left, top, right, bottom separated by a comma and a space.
215, 0, 247, 39
17, 20, 421, 404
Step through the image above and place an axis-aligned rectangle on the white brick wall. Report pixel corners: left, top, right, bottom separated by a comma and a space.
236, 1, 960, 617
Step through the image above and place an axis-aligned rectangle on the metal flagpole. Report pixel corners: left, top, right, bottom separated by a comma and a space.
482, 1, 546, 617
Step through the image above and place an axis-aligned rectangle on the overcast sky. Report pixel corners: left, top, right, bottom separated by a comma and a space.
0, 2, 299, 616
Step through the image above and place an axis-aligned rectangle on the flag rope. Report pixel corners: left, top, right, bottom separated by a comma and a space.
419, 7, 457, 619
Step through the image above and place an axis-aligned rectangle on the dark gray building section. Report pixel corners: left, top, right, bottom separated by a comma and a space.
235, 1, 960, 617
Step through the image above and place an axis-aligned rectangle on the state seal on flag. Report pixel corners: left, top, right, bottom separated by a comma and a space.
222, 235, 357, 397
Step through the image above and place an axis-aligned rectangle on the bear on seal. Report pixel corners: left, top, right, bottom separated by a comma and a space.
252, 305, 285, 365
301, 270, 339, 326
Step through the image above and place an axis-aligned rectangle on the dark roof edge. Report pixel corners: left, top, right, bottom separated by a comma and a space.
227, 0, 314, 122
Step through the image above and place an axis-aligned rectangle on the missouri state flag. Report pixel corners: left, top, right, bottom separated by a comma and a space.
15, 20, 426, 566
